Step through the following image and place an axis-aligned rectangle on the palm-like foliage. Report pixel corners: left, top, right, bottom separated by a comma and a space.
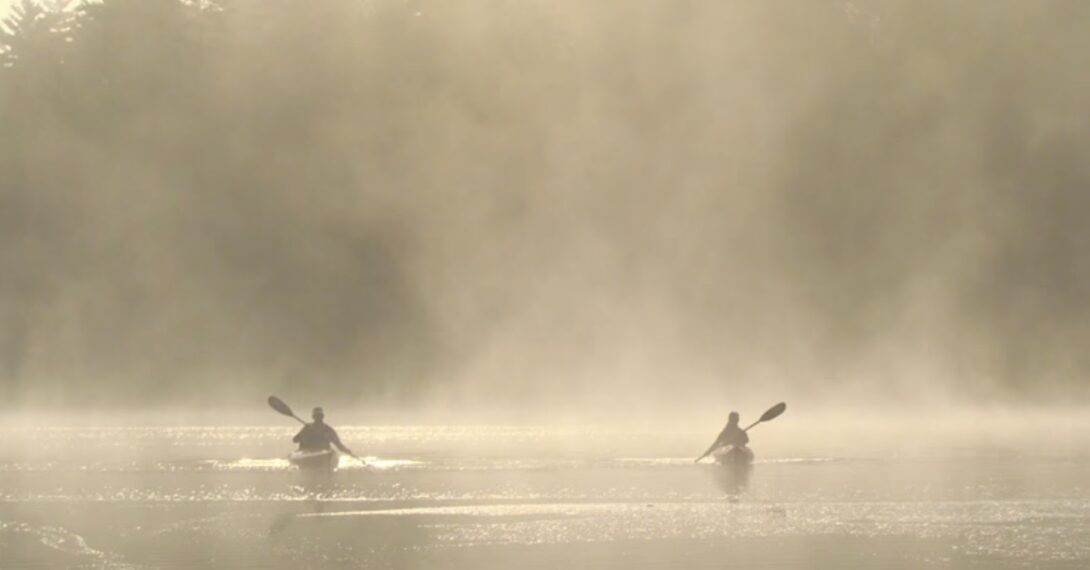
1, 0, 76, 68
1, 0, 45, 66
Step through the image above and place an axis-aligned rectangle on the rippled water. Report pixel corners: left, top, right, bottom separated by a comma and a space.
1, 425, 1087, 569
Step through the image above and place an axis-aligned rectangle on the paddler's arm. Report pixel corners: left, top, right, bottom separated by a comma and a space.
330, 428, 359, 459
695, 433, 726, 462
292, 425, 307, 443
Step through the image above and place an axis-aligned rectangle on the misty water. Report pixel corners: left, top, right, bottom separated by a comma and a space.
2, 418, 1088, 569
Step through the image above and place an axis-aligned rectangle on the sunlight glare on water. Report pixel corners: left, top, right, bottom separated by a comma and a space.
0, 423, 1088, 569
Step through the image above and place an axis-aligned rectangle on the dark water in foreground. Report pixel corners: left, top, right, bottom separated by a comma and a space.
1, 425, 1088, 569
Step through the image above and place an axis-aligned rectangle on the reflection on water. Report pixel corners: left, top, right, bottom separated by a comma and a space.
711, 462, 752, 498
1, 425, 1088, 569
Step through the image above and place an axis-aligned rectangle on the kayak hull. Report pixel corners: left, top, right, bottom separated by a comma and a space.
289, 449, 339, 470
713, 446, 754, 467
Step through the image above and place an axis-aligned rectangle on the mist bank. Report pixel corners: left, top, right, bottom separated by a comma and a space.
3, 406, 1088, 466
2, 0, 1089, 410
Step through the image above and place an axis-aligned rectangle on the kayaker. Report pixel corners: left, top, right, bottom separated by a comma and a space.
293, 407, 359, 458
698, 411, 749, 460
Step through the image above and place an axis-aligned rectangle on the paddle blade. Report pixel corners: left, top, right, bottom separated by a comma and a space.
268, 395, 295, 417
759, 402, 787, 423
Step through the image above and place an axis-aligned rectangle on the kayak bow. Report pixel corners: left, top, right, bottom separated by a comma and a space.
713, 446, 754, 467
289, 449, 339, 470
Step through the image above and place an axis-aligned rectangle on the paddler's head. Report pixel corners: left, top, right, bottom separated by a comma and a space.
728, 411, 740, 425
312, 407, 325, 423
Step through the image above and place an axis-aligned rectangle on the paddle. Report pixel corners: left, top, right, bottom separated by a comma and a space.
694, 402, 787, 463
743, 401, 787, 432
268, 395, 307, 425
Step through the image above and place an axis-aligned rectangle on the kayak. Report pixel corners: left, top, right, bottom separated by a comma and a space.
289, 448, 339, 470
713, 446, 754, 467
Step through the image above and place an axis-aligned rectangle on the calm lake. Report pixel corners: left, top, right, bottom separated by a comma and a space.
1, 422, 1087, 569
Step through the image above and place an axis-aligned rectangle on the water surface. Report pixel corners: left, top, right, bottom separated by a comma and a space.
1, 425, 1087, 569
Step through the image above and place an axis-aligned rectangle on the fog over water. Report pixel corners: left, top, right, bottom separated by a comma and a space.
3, 0, 1090, 418
4, 3, 1090, 569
